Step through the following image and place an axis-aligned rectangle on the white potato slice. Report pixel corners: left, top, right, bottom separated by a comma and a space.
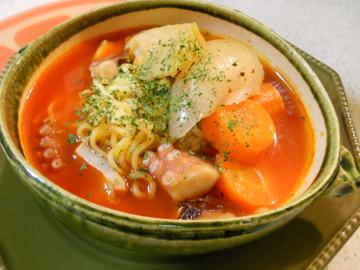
169, 39, 264, 139
125, 23, 205, 80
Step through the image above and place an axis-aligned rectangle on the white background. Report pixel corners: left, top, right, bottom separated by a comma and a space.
0, 1, 359, 269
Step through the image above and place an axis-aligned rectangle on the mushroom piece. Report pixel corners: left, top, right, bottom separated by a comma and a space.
143, 143, 220, 202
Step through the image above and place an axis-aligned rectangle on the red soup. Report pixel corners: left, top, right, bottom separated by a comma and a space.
19, 26, 314, 219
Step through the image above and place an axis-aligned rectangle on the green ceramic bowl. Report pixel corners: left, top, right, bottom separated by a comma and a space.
0, 0, 359, 256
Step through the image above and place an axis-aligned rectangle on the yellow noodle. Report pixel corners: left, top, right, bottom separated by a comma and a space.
89, 125, 111, 157
125, 131, 144, 168
131, 132, 157, 170
77, 117, 157, 199
113, 136, 133, 173
76, 76, 160, 199
110, 133, 118, 148
77, 122, 93, 138
128, 171, 156, 199
106, 149, 126, 175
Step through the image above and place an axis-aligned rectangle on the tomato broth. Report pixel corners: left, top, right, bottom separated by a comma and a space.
19, 29, 314, 219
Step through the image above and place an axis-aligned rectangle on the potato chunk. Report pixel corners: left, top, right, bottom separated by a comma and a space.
126, 23, 206, 80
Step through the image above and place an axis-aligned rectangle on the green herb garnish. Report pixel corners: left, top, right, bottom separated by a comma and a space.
67, 134, 79, 145
223, 151, 230, 161
214, 163, 224, 173
227, 120, 236, 132
79, 162, 87, 176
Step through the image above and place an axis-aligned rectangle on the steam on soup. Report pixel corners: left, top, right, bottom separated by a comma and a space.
19, 24, 314, 219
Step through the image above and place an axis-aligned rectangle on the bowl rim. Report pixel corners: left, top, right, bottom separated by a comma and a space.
0, 0, 340, 232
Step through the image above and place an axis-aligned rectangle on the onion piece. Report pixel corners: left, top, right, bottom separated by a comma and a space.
75, 142, 127, 191
169, 39, 264, 139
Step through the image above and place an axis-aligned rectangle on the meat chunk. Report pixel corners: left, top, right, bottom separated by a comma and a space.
143, 143, 220, 201
178, 197, 235, 220
197, 210, 235, 220
37, 121, 64, 171
90, 59, 118, 79
89, 40, 128, 79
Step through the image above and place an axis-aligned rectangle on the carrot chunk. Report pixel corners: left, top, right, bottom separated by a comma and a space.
250, 82, 285, 115
216, 158, 275, 211
92, 40, 125, 61
201, 100, 275, 164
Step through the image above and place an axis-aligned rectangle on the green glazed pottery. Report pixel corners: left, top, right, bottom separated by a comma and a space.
0, 0, 359, 255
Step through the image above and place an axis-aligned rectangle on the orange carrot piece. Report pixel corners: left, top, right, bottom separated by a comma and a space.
216, 158, 275, 211
201, 100, 275, 164
92, 40, 125, 61
250, 82, 285, 115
